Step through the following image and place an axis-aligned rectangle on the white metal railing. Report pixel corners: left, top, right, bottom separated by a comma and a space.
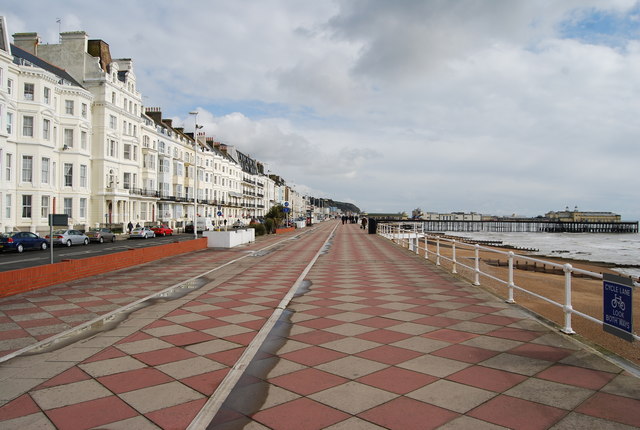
378, 222, 639, 341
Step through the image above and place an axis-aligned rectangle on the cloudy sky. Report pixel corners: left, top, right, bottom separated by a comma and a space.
7, 1, 640, 219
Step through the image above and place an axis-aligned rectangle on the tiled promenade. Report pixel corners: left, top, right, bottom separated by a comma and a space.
0, 220, 638, 429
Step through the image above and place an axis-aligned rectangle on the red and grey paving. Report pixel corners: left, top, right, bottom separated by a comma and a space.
0, 220, 638, 429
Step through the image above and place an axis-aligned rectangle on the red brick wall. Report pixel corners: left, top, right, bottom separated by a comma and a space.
0, 238, 207, 298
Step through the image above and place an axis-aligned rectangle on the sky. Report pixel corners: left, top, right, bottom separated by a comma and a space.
6, 1, 640, 219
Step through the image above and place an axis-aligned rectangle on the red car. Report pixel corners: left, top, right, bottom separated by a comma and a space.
151, 225, 173, 236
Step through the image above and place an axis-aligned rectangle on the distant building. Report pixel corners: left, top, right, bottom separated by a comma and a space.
545, 207, 621, 223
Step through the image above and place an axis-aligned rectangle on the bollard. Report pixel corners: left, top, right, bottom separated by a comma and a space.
506, 251, 515, 303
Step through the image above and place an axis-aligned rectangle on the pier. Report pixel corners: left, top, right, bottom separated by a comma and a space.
389, 219, 639, 233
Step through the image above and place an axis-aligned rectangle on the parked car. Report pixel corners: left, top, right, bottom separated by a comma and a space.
45, 229, 89, 247
85, 228, 116, 243
0, 232, 48, 253
184, 223, 194, 234
129, 226, 155, 239
151, 225, 173, 236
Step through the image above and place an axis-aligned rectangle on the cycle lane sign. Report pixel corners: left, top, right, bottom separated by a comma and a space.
603, 273, 634, 342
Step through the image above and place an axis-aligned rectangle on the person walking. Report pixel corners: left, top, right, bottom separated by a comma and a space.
127, 221, 133, 234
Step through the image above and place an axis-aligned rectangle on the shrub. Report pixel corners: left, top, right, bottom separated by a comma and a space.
263, 218, 275, 234
250, 223, 266, 236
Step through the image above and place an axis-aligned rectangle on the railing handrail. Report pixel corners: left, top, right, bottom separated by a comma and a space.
377, 222, 639, 343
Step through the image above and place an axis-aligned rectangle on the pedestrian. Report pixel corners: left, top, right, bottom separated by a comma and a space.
135, 222, 140, 228
361, 217, 368, 230
127, 221, 133, 234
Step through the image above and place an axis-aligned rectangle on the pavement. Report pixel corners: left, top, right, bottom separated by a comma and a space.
0, 220, 638, 429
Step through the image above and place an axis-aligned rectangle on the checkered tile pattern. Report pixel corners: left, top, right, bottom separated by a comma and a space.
0, 221, 638, 430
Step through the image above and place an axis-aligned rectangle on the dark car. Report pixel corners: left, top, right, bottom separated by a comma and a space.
85, 228, 117, 243
0, 232, 48, 253
184, 223, 194, 234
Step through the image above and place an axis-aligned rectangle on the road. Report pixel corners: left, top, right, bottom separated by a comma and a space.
0, 233, 198, 272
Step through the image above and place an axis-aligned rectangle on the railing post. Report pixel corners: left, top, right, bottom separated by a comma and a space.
415, 236, 419, 255
452, 240, 457, 274
436, 237, 441, 266
424, 234, 429, 260
506, 251, 515, 303
561, 264, 576, 334
474, 244, 480, 286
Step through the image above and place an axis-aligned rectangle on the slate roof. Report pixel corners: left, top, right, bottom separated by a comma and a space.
10, 43, 85, 88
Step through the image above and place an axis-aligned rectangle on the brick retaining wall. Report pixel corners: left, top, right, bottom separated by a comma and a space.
0, 238, 208, 298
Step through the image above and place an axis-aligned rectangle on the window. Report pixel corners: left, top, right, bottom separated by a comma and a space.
22, 195, 32, 218
140, 202, 147, 220
5, 194, 11, 218
41, 195, 49, 218
44, 87, 51, 104
109, 115, 117, 129
6, 153, 12, 181
159, 158, 169, 173
64, 198, 72, 217
64, 163, 73, 187
23, 116, 34, 137
81, 103, 87, 118
80, 164, 87, 187
41, 157, 50, 184
21, 156, 33, 182
124, 143, 131, 159
52, 161, 56, 186
111, 92, 116, 104
43, 119, 50, 140
65, 100, 74, 115
108, 139, 117, 157
81, 131, 87, 149
123, 172, 131, 189
7, 78, 12, 95
79, 198, 87, 218
132, 144, 138, 161
24, 83, 34, 101
6, 112, 12, 134
64, 129, 73, 148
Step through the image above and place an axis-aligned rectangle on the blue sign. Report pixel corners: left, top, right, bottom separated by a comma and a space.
284, 201, 289, 207
217, 211, 223, 216
283, 207, 290, 213
603, 273, 634, 341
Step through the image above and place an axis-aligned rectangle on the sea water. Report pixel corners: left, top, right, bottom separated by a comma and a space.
444, 231, 640, 278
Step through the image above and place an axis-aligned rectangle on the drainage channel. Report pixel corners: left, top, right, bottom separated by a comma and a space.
21, 277, 209, 357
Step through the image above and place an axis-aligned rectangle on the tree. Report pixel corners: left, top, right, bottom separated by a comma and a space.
265, 204, 286, 233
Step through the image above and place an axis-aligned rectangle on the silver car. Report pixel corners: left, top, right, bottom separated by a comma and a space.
45, 229, 90, 247
129, 226, 155, 239
85, 228, 116, 243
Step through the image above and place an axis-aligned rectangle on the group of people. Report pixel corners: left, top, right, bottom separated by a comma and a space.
341, 215, 369, 231
127, 221, 141, 234
341, 215, 359, 225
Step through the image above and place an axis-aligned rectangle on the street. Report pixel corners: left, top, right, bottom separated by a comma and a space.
0, 233, 198, 272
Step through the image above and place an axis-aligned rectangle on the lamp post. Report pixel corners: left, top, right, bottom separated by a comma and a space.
189, 111, 200, 240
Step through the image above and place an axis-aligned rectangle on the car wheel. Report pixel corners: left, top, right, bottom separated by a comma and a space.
84, 238, 89, 245
40, 242, 47, 251
111, 236, 116, 242
99, 237, 104, 243
16, 244, 24, 253
66, 240, 72, 247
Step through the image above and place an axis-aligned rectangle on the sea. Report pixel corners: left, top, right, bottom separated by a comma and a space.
443, 231, 640, 279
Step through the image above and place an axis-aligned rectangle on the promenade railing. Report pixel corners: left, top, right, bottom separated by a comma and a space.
377, 222, 639, 342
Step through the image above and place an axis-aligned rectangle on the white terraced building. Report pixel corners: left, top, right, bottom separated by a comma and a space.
1, 18, 304, 234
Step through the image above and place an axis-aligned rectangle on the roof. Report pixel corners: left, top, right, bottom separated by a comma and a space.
10, 44, 85, 88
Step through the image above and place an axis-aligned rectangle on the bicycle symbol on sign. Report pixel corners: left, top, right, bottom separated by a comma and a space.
611, 294, 626, 312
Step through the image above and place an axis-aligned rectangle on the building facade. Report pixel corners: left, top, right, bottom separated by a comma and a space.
2, 20, 307, 234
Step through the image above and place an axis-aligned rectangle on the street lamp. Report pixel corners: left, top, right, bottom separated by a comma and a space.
189, 111, 202, 240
